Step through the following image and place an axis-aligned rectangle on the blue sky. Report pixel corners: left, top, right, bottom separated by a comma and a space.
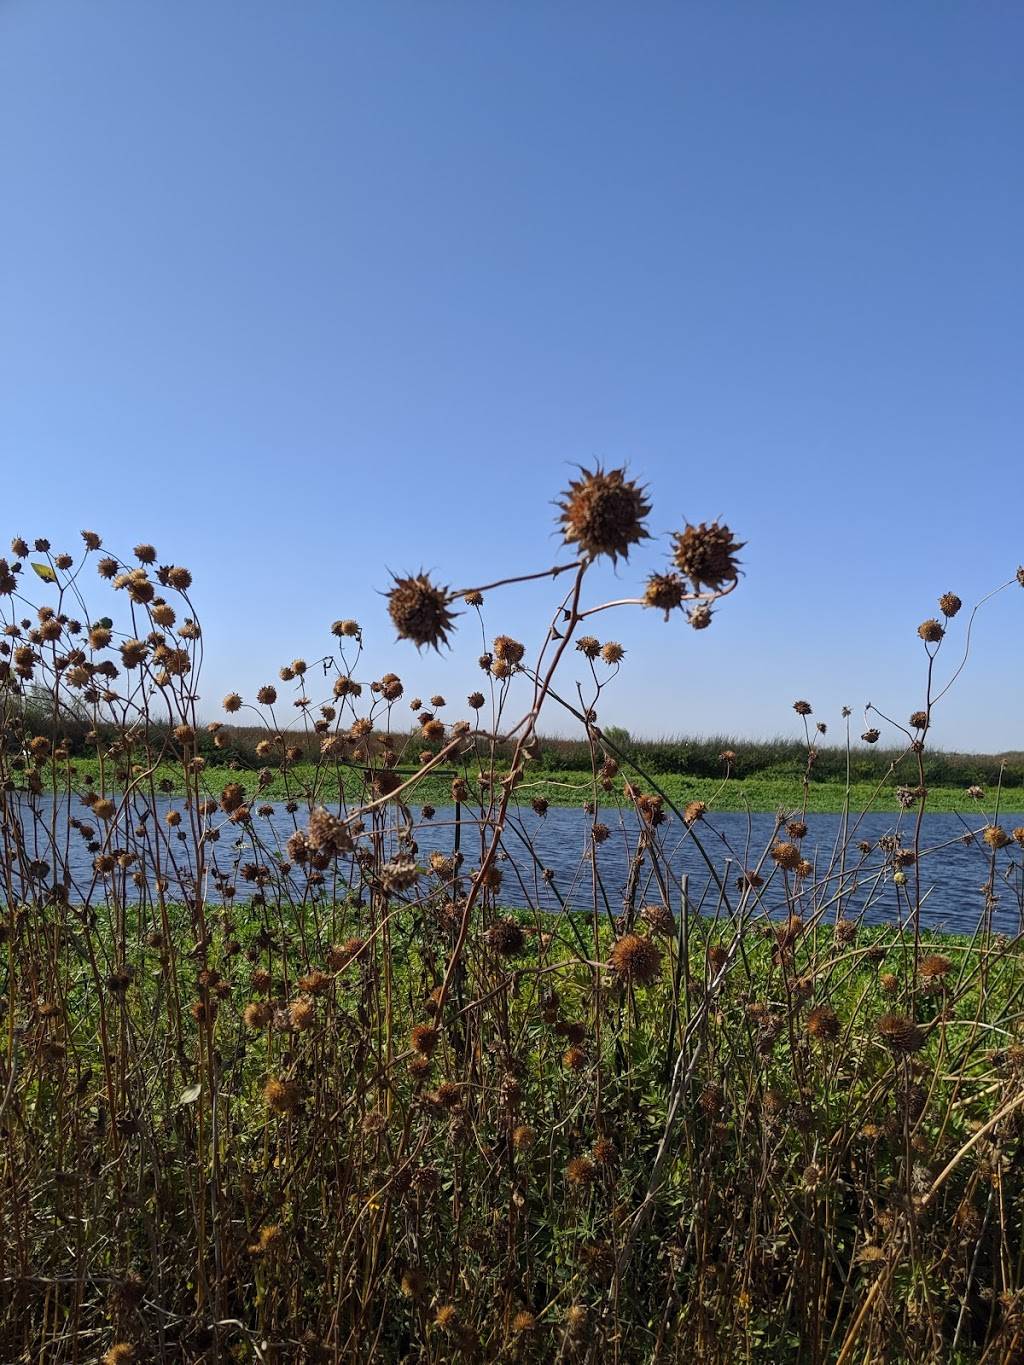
2, 2, 1021, 749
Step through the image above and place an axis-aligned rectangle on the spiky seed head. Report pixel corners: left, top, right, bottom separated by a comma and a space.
566, 1155, 597, 1186
862, 728, 880, 743
876, 1013, 924, 1053
493, 634, 525, 664
644, 571, 685, 617
434, 1305, 459, 1332
557, 465, 651, 561
806, 1004, 840, 1040
771, 841, 801, 871
684, 800, 706, 825
486, 917, 525, 956
918, 954, 952, 979
983, 825, 1010, 849
939, 592, 962, 617
641, 903, 675, 935
608, 932, 662, 986
512, 1124, 536, 1151
909, 710, 928, 729
918, 618, 944, 643
102, 1347, 136, 1365
387, 572, 455, 650
672, 520, 744, 591
793, 700, 812, 716
264, 1076, 300, 1113
410, 1024, 439, 1055
565, 1305, 588, 1334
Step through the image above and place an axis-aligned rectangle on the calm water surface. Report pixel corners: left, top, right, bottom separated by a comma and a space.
7, 797, 1024, 937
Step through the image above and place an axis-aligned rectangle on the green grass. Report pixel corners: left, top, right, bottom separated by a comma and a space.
41, 756, 1024, 814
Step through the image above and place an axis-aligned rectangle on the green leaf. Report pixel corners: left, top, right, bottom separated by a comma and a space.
178, 1082, 202, 1106
31, 562, 57, 583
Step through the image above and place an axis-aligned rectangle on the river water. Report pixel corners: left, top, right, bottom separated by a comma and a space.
5, 797, 1023, 937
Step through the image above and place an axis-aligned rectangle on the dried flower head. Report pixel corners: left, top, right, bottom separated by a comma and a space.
672, 520, 743, 591
644, 571, 685, 617
558, 465, 650, 561
939, 592, 962, 617
566, 1155, 597, 1186
264, 1076, 300, 1114
512, 1124, 536, 1151
487, 917, 526, 956
642, 902, 675, 935
387, 572, 455, 650
918, 618, 944, 644
876, 1013, 925, 1054
983, 825, 1010, 849
102, 1347, 136, 1365
770, 841, 801, 871
410, 1024, 439, 1055
918, 954, 952, 979
806, 1004, 840, 1041
608, 932, 662, 986
793, 700, 813, 716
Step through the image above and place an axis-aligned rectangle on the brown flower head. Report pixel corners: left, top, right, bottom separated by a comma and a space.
641, 902, 675, 935
918, 953, 952, 979
672, 520, 743, 592
608, 932, 662, 986
876, 1013, 924, 1054
644, 571, 685, 617
939, 592, 962, 618
487, 917, 526, 956
557, 465, 651, 561
806, 1004, 840, 1041
770, 841, 801, 871
387, 572, 455, 650
493, 634, 525, 664
566, 1155, 597, 1186
410, 1024, 439, 1055
918, 618, 944, 644
264, 1076, 300, 1114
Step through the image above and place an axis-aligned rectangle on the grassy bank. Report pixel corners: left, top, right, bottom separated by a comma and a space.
6, 898, 1024, 1361
39, 755, 1023, 814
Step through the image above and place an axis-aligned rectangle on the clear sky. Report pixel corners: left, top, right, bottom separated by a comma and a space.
2, 2, 1021, 750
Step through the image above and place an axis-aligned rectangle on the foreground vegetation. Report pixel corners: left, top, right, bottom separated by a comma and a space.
2, 476, 1023, 1361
